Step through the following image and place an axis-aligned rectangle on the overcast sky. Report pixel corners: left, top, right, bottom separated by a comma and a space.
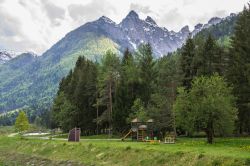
0, 0, 248, 54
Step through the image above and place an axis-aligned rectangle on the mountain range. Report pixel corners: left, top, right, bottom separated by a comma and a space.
0, 50, 22, 64
0, 11, 237, 112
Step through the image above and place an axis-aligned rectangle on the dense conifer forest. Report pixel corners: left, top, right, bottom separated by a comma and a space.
51, 5, 250, 140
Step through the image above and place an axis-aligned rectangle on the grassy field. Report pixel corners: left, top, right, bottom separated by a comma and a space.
0, 135, 250, 166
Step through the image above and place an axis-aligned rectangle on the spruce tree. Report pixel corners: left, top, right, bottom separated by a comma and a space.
113, 49, 137, 131
15, 111, 29, 134
156, 54, 180, 137
97, 51, 120, 135
227, 5, 250, 134
136, 43, 156, 106
180, 36, 196, 89
52, 56, 98, 132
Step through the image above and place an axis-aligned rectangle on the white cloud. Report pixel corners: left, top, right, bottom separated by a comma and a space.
68, 0, 116, 24
41, 0, 66, 26
129, 3, 152, 14
0, 0, 248, 54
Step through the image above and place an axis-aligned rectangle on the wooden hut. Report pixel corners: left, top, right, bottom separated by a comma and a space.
68, 128, 81, 142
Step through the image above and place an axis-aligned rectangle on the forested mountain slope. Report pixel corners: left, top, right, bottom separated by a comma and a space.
0, 12, 237, 113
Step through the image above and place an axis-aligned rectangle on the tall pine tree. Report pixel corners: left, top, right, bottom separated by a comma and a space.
97, 51, 120, 135
113, 48, 139, 131
180, 36, 196, 89
136, 43, 157, 106
52, 56, 97, 132
227, 5, 250, 134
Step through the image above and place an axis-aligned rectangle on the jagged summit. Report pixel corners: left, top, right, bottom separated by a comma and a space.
208, 17, 222, 25
95, 10, 226, 56
194, 23, 203, 29
126, 10, 139, 19
145, 16, 157, 26
0, 50, 23, 64
98, 16, 115, 24
0, 11, 237, 113
180, 25, 190, 33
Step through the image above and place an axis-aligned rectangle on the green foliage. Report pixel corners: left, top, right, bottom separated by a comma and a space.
15, 111, 29, 133
174, 75, 237, 143
96, 51, 120, 131
136, 43, 157, 106
0, 34, 119, 113
147, 93, 173, 133
153, 54, 180, 135
227, 5, 250, 134
34, 116, 42, 127
0, 136, 250, 165
52, 44, 177, 134
180, 36, 196, 89
127, 98, 148, 122
192, 34, 227, 77
52, 93, 77, 131
52, 56, 98, 132
195, 14, 238, 43
113, 48, 139, 131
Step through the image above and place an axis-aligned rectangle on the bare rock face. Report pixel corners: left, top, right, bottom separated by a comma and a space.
0, 50, 37, 64
73, 10, 223, 57
0, 50, 19, 64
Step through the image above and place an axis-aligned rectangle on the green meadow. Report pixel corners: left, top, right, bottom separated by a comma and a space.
0, 135, 249, 166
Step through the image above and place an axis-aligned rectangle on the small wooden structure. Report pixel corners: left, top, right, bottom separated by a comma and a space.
68, 128, 81, 142
122, 118, 154, 141
164, 135, 175, 144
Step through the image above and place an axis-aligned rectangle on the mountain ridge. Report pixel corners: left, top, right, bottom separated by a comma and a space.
0, 11, 237, 112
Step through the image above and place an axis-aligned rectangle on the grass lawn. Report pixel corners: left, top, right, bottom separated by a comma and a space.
0, 135, 249, 166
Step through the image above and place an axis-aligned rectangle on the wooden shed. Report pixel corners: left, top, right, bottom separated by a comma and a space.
68, 128, 81, 142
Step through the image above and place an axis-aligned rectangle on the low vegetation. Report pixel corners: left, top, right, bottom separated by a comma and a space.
0, 136, 250, 166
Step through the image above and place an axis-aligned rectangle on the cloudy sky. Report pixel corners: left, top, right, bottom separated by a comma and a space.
0, 0, 248, 54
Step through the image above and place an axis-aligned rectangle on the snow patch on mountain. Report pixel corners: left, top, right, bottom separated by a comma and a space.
0, 50, 37, 64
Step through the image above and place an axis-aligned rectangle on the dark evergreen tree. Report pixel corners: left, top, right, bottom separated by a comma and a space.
192, 34, 227, 78
97, 51, 120, 135
227, 5, 250, 134
156, 54, 181, 137
113, 49, 139, 131
179, 37, 196, 89
51, 56, 98, 132
136, 43, 157, 106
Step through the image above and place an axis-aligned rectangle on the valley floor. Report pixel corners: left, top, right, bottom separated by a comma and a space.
0, 136, 250, 166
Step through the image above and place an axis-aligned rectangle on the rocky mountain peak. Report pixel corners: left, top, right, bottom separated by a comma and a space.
98, 16, 115, 24
0, 49, 37, 64
126, 10, 139, 19
145, 16, 157, 26
0, 50, 20, 64
208, 17, 222, 25
194, 23, 203, 29
180, 25, 190, 33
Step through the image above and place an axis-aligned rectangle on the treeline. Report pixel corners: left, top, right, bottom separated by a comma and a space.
52, 45, 175, 135
0, 106, 50, 128
51, 5, 250, 136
